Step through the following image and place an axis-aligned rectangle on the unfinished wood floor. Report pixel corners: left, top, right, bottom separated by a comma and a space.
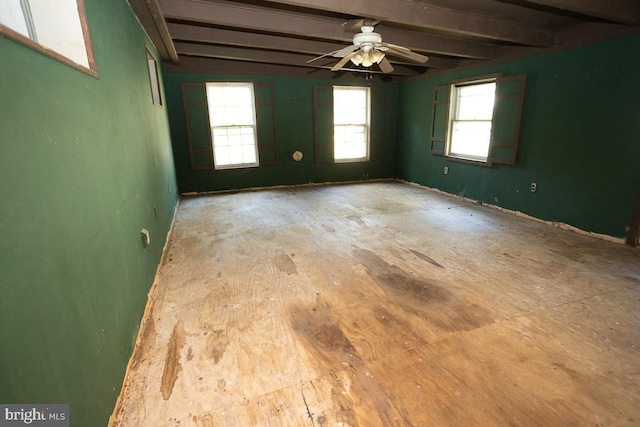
112, 181, 640, 426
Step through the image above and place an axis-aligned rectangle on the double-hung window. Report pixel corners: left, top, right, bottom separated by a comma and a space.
333, 86, 370, 162
447, 80, 497, 162
430, 74, 527, 166
206, 82, 259, 170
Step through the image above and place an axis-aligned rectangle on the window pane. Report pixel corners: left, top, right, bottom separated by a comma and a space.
334, 88, 367, 125
207, 84, 255, 126
0, 1, 30, 38
242, 145, 257, 164
449, 121, 492, 159
334, 125, 367, 159
456, 82, 496, 120
214, 146, 230, 165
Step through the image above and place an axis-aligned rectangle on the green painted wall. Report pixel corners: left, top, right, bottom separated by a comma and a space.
397, 35, 640, 238
0, 1, 178, 426
164, 73, 398, 193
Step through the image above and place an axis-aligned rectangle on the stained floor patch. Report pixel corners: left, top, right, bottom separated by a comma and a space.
409, 249, 444, 268
275, 251, 297, 275
289, 301, 362, 372
204, 329, 232, 364
160, 320, 186, 400
354, 247, 451, 303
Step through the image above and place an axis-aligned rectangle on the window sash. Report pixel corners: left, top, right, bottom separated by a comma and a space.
211, 125, 258, 169
334, 124, 368, 160
449, 120, 492, 160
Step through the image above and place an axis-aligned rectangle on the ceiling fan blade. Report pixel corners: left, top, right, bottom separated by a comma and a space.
331, 51, 358, 71
333, 44, 359, 58
379, 56, 394, 73
307, 49, 344, 64
382, 43, 429, 63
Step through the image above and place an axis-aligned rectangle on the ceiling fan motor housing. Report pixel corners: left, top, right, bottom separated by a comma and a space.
353, 26, 382, 47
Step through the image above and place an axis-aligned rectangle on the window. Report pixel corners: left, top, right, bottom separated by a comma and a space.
333, 86, 370, 162
447, 80, 496, 162
430, 74, 527, 166
0, 0, 97, 76
147, 49, 162, 106
206, 82, 259, 170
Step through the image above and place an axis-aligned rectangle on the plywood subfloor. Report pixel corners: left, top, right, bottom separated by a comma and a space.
111, 182, 640, 426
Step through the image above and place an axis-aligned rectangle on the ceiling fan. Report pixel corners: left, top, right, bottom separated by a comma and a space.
307, 22, 429, 73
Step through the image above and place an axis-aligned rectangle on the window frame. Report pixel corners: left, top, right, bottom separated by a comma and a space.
446, 78, 497, 163
205, 81, 260, 171
430, 73, 527, 167
0, 0, 98, 78
332, 85, 371, 163
146, 48, 163, 107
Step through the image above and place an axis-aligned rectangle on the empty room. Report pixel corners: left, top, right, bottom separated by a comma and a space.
1, 0, 639, 426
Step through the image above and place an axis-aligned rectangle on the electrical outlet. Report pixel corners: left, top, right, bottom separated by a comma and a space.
531, 182, 537, 192
444, 166, 449, 175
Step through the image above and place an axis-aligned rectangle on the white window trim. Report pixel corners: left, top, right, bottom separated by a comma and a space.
333, 86, 371, 163
446, 78, 497, 163
206, 82, 260, 170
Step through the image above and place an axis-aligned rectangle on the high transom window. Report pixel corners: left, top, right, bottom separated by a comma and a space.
0, 0, 97, 76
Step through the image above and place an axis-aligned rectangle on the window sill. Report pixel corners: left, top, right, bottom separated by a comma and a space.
213, 163, 260, 171
445, 155, 492, 167
334, 157, 369, 164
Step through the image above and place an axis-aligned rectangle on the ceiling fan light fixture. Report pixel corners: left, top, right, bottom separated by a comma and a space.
309, 22, 425, 74
369, 50, 385, 64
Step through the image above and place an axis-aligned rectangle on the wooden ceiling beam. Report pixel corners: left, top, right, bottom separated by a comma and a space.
173, 42, 427, 76
513, 0, 640, 25
261, 0, 555, 46
128, 0, 179, 63
165, 55, 411, 81
168, 23, 345, 56
168, 24, 459, 69
158, 0, 497, 59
